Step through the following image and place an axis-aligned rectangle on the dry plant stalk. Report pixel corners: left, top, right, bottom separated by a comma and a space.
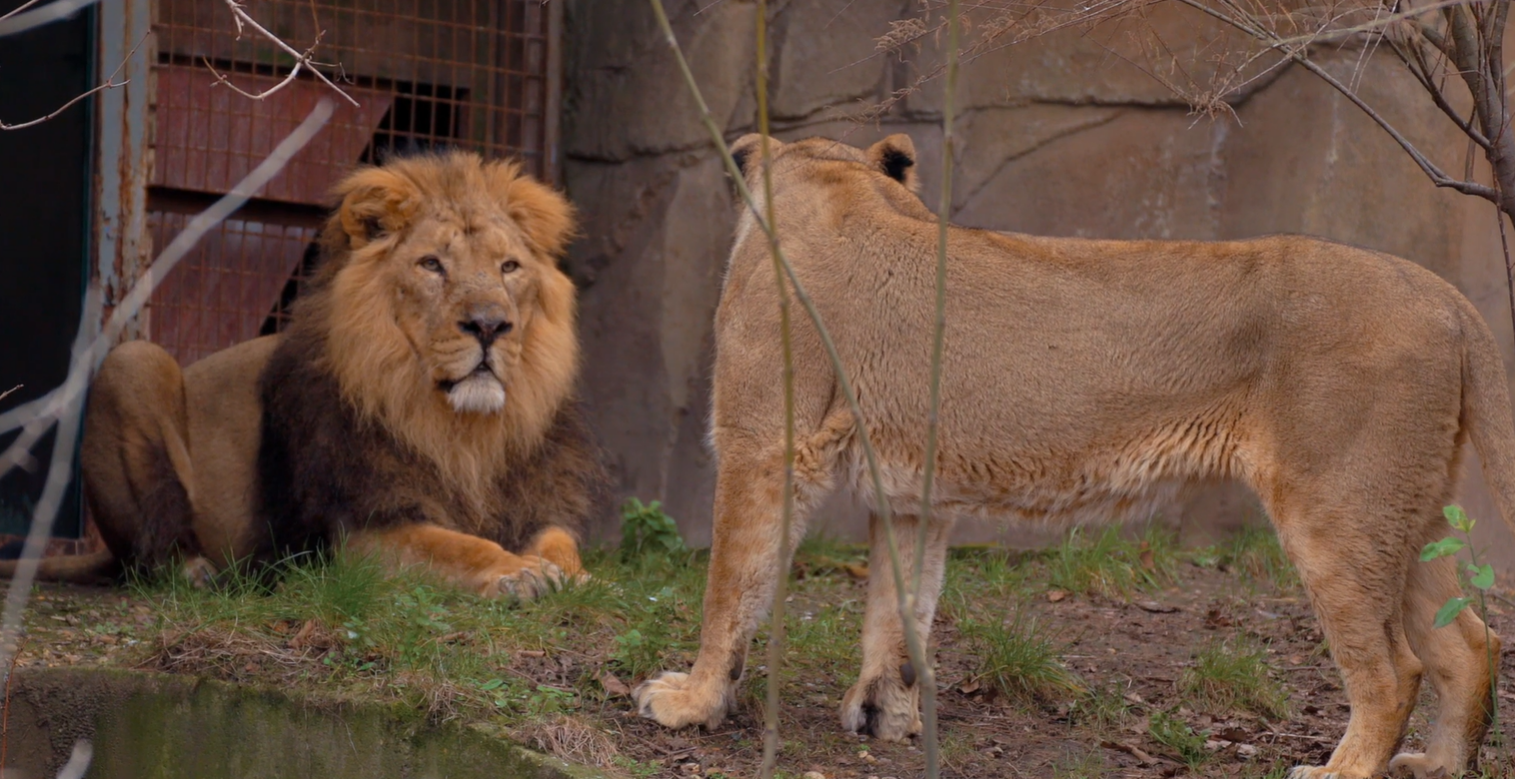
645, 2, 941, 776
754, 0, 799, 776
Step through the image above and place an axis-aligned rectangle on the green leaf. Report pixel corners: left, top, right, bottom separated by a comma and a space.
478, 677, 505, 691
1444, 505, 1474, 533
1434, 596, 1473, 628
1470, 563, 1495, 590
1420, 536, 1466, 561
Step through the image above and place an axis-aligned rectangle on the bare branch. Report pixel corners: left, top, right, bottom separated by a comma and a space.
0, 0, 46, 22
0, 387, 18, 404
211, 0, 358, 106
0, 33, 146, 131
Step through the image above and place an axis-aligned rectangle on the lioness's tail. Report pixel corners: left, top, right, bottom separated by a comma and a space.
1458, 298, 1515, 538
0, 550, 117, 584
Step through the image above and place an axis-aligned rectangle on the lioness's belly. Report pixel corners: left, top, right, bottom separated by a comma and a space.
182, 335, 280, 565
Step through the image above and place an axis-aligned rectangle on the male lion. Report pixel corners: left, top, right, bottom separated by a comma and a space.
631, 134, 1515, 779
12, 152, 601, 600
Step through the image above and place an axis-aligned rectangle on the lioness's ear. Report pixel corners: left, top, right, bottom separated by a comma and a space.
867, 134, 918, 192
728, 134, 776, 179
499, 164, 577, 258
334, 168, 419, 249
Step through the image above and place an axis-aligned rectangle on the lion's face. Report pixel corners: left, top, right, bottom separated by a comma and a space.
313, 153, 579, 466
377, 208, 546, 414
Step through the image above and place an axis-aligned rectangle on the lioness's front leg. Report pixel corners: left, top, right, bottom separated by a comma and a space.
344, 523, 567, 600
632, 442, 828, 730
841, 513, 953, 741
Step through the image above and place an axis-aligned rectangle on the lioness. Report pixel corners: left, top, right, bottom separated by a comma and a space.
11, 152, 602, 599
631, 134, 1515, 779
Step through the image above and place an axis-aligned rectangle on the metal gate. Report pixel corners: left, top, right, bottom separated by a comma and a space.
141, 0, 561, 364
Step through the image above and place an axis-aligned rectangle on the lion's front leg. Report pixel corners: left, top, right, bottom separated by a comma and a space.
841, 513, 953, 741
632, 452, 815, 731
343, 523, 567, 601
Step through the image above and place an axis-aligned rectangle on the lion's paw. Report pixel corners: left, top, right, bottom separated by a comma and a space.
1389, 752, 1455, 779
488, 557, 565, 602
840, 670, 921, 741
631, 672, 730, 730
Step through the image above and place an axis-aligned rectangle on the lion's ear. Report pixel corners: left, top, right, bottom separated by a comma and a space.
502, 168, 577, 258
334, 169, 419, 249
867, 134, 918, 192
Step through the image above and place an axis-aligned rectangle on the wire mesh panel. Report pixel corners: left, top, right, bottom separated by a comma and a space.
144, 0, 555, 364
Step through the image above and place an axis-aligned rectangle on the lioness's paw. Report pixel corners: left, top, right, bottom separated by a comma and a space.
1389, 752, 1455, 779
1287, 767, 1353, 779
488, 556, 565, 602
631, 672, 730, 730
840, 673, 921, 741
181, 556, 217, 588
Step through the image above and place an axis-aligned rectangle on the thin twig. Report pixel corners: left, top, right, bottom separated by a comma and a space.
0, 0, 45, 23
644, 0, 936, 761
210, 0, 358, 106
0, 102, 336, 688
907, 1, 958, 776
0, 33, 147, 131
0, 388, 17, 405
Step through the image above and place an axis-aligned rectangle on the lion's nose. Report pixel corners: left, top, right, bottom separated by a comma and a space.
459, 306, 513, 346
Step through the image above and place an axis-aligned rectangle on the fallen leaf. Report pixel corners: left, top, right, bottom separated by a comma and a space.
1139, 547, 1156, 572
518, 649, 546, 658
600, 671, 631, 697
1047, 589, 1068, 603
959, 680, 981, 695
1136, 600, 1178, 614
287, 619, 317, 649
844, 563, 869, 580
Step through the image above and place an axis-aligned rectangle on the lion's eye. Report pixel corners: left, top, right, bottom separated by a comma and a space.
500, 260, 520, 274
419, 256, 445, 274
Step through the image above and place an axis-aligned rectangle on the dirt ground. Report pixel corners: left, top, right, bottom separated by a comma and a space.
16, 530, 1515, 779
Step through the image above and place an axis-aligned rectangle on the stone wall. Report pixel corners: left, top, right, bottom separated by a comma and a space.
561, 0, 1515, 563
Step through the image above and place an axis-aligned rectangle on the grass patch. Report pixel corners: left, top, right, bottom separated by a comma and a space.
1046, 524, 1178, 599
1066, 682, 1134, 730
1179, 636, 1289, 718
1193, 525, 1298, 590
960, 606, 1081, 702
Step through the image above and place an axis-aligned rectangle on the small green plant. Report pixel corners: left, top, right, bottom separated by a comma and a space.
619, 497, 686, 561
960, 607, 1082, 702
1421, 504, 1504, 761
1051, 750, 1107, 778
1179, 637, 1289, 718
1149, 709, 1211, 772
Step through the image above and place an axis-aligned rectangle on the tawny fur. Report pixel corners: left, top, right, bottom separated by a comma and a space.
15, 152, 603, 600
632, 134, 1515, 779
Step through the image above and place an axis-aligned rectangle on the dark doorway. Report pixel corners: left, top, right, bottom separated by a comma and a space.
0, 1, 95, 538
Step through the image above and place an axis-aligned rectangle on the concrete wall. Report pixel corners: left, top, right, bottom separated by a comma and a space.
561, 0, 1515, 564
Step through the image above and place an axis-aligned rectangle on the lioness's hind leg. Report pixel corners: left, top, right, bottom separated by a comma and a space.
1272, 496, 1422, 779
841, 513, 953, 741
1391, 552, 1500, 778
80, 340, 203, 575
